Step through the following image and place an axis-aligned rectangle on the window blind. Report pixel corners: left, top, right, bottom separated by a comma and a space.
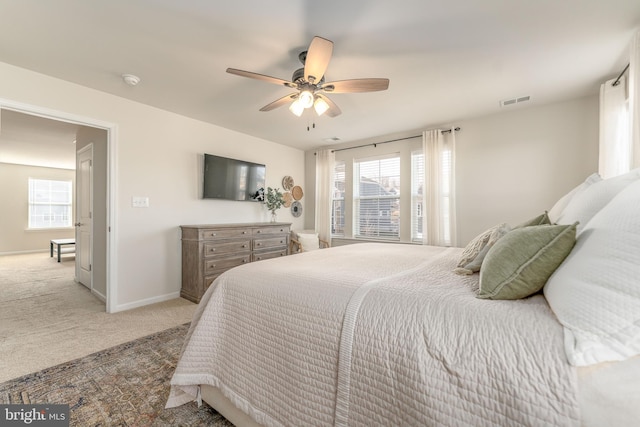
353, 154, 400, 240
332, 161, 346, 236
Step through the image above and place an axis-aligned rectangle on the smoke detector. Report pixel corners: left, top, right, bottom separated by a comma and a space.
122, 74, 141, 86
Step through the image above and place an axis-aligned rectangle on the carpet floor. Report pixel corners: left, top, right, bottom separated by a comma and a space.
0, 252, 197, 383
0, 324, 234, 426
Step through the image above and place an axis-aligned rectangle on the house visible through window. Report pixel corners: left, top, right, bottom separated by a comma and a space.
28, 178, 73, 229
332, 161, 346, 236
353, 154, 400, 240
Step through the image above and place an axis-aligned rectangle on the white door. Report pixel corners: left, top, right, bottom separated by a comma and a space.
76, 144, 93, 289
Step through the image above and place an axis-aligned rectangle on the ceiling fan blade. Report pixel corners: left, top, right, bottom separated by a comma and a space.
316, 94, 341, 118
321, 78, 389, 93
304, 36, 333, 84
259, 93, 298, 112
226, 68, 295, 88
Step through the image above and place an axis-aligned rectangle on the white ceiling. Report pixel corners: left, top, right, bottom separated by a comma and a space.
0, 0, 639, 156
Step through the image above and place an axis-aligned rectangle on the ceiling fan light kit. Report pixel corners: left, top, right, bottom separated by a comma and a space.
226, 36, 389, 119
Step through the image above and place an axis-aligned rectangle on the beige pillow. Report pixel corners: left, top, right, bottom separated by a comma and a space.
297, 233, 320, 251
455, 223, 510, 275
515, 211, 551, 228
477, 223, 577, 300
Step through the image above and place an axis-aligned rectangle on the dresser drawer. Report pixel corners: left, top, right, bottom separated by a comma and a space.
254, 236, 288, 250
199, 228, 251, 240
253, 225, 290, 236
204, 255, 250, 273
203, 274, 221, 294
252, 249, 287, 262
203, 240, 251, 257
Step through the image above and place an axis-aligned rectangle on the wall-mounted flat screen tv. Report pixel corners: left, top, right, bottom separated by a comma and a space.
203, 153, 265, 201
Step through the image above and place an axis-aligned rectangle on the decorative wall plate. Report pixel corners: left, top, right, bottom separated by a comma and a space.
282, 175, 294, 191
291, 201, 302, 217
282, 192, 293, 207
292, 185, 303, 200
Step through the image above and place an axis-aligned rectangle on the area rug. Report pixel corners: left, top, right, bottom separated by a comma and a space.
0, 323, 234, 426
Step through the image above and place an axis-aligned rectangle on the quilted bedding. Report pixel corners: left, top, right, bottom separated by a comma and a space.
167, 243, 580, 426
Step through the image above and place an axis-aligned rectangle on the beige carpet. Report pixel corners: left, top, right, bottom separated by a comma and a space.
0, 252, 197, 383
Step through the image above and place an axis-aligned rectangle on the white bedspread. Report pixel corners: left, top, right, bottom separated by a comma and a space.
167, 243, 580, 426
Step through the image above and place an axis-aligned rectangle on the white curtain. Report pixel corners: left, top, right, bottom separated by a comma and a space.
599, 29, 640, 177
422, 128, 457, 247
315, 148, 335, 243
630, 30, 640, 169
599, 76, 630, 178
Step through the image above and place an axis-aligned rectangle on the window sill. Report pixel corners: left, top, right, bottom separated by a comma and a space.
25, 227, 75, 232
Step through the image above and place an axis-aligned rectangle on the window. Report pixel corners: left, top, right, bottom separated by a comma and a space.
28, 178, 73, 229
411, 151, 424, 241
332, 161, 345, 236
411, 147, 454, 245
354, 155, 400, 239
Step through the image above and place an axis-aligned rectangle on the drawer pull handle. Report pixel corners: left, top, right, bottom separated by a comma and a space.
256, 230, 261, 233
210, 264, 216, 269
242, 259, 247, 263
210, 248, 215, 252
242, 231, 247, 234
242, 244, 247, 248
256, 257, 262, 260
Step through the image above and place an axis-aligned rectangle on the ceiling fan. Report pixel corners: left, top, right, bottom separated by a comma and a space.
226, 36, 389, 118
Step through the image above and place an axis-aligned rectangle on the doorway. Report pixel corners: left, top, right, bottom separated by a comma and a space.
0, 100, 115, 311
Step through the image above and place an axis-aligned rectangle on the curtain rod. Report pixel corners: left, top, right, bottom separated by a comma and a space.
612, 63, 630, 87
330, 127, 461, 153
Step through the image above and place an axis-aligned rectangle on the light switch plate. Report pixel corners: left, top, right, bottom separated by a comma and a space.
132, 196, 149, 208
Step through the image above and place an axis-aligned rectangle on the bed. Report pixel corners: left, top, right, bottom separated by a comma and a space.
166, 171, 640, 426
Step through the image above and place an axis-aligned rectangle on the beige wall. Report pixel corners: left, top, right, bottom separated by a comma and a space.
0, 61, 305, 312
0, 163, 75, 253
305, 95, 599, 247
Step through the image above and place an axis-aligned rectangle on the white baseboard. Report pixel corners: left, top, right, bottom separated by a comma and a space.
0, 249, 49, 256
111, 291, 182, 313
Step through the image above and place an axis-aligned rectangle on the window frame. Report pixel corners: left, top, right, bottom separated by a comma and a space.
28, 178, 73, 229
353, 153, 401, 241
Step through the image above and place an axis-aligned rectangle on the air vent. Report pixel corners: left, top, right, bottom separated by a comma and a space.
500, 95, 531, 107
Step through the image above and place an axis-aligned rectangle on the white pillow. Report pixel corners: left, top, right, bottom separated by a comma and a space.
547, 173, 601, 223
297, 233, 320, 251
555, 168, 640, 234
544, 178, 640, 366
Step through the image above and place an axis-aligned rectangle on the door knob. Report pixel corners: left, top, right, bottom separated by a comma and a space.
74, 222, 82, 227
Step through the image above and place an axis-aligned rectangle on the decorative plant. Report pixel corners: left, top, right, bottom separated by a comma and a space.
264, 187, 285, 214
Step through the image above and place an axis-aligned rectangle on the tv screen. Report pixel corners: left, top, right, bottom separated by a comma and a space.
203, 153, 265, 201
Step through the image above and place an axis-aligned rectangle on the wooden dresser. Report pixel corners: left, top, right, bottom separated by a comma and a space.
180, 222, 291, 303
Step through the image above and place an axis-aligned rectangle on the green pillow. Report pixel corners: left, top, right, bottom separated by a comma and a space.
477, 223, 577, 300
515, 211, 551, 228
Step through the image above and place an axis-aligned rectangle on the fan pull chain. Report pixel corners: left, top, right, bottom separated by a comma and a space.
307, 119, 316, 132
